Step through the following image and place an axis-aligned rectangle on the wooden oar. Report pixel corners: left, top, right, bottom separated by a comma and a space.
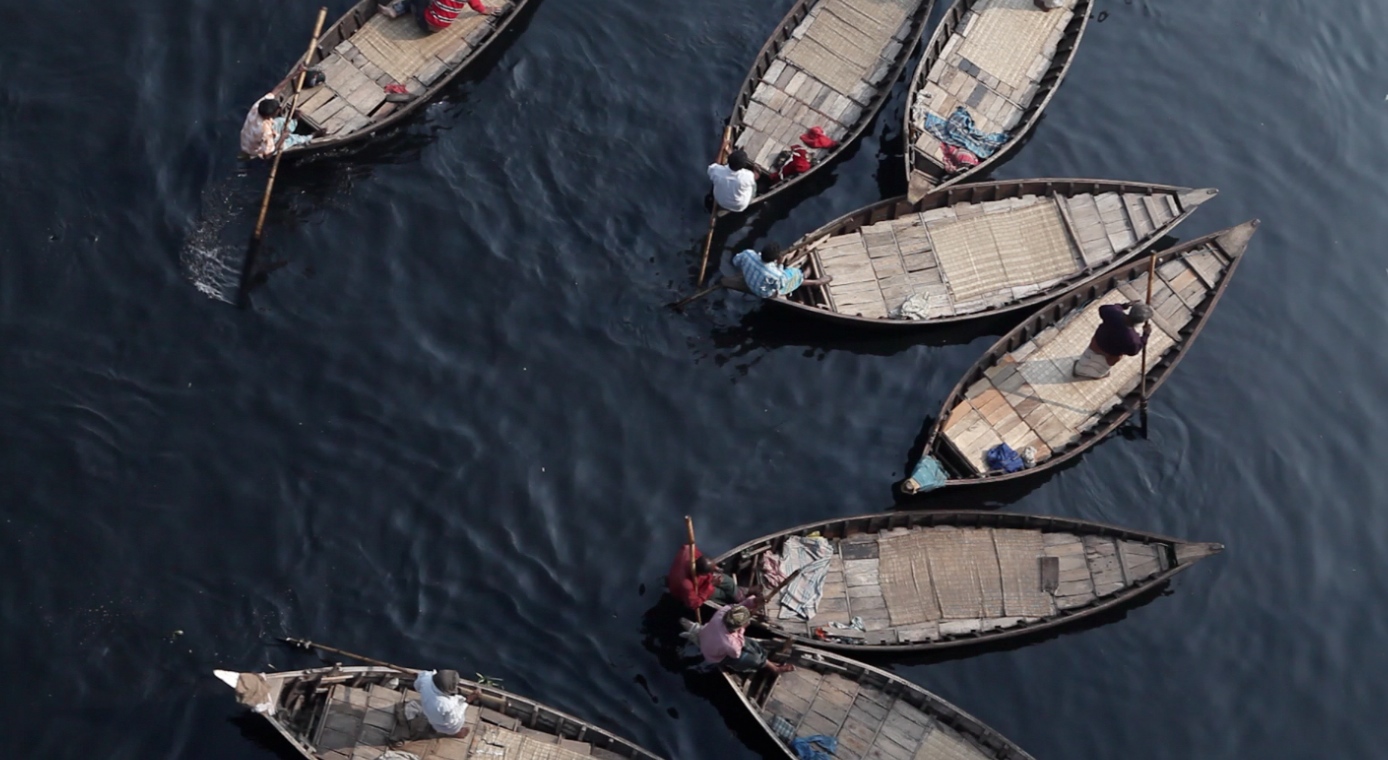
685, 515, 702, 624
239, 7, 328, 301
279, 637, 418, 674
1139, 251, 1158, 436
695, 125, 734, 287
668, 282, 724, 311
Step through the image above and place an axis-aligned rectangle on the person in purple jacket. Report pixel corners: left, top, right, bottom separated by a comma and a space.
1073, 301, 1153, 379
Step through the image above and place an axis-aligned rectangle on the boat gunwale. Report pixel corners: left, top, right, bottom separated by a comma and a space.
705, 509, 1221, 653
771, 177, 1212, 327
723, 0, 938, 209
230, 665, 664, 760
902, 0, 1093, 195
920, 219, 1260, 488
721, 642, 1037, 760
267, 0, 535, 156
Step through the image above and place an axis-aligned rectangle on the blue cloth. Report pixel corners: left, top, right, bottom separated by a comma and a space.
924, 106, 1008, 159
733, 249, 803, 298
790, 735, 837, 760
907, 455, 948, 492
272, 117, 312, 149
985, 443, 1025, 473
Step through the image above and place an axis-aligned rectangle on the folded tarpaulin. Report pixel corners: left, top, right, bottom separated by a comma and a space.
777, 535, 834, 620
924, 106, 1008, 159
791, 735, 838, 760
985, 443, 1026, 473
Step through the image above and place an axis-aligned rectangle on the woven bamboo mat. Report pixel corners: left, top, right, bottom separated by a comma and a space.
782, 36, 868, 96
989, 201, 1080, 286
922, 528, 990, 619
992, 529, 1055, 617
916, 723, 991, 760
927, 215, 1004, 303
877, 531, 942, 627
467, 725, 591, 760
351, 11, 490, 83
956, 0, 1072, 89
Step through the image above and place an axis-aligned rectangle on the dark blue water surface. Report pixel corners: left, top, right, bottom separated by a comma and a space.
4, 0, 1388, 757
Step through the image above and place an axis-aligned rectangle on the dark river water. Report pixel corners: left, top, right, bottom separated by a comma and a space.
4, 0, 1388, 757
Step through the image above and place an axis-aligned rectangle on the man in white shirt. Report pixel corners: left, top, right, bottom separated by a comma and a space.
413, 669, 480, 737
707, 149, 757, 212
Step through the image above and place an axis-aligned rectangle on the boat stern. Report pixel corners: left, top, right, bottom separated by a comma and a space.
213, 669, 278, 715
1174, 541, 1225, 566
1176, 187, 1219, 215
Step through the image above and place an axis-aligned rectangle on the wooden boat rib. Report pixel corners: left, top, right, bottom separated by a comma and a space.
767, 178, 1216, 326
215, 665, 663, 760
903, 220, 1259, 492
266, 0, 532, 156
725, 642, 1035, 760
726, 0, 937, 208
709, 510, 1222, 653
904, 0, 1091, 201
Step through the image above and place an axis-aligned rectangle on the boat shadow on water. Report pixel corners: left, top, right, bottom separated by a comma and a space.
227, 712, 307, 760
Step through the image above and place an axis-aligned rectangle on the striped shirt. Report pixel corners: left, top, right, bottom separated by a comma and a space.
423, 0, 488, 28
733, 250, 803, 298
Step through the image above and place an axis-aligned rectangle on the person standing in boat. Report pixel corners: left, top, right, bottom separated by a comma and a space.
413, 669, 481, 737
239, 94, 313, 158
730, 242, 831, 299
707, 149, 757, 212
415, 0, 490, 34
1073, 301, 1152, 379
666, 546, 739, 611
697, 600, 794, 674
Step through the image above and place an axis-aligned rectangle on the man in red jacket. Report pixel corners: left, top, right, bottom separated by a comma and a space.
666, 546, 738, 611
415, 0, 490, 34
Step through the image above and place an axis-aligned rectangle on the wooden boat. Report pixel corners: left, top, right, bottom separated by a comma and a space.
214, 665, 663, 760
901, 220, 1259, 493
725, 642, 1035, 760
262, 0, 532, 156
904, 0, 1091, 201
723, 0, 937, 208
708, 510, 1222, 653
752, 178, 1216, 326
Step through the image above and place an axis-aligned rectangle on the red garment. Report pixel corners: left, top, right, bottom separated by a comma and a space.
800, 126, 837, 149
424, 0, 487, 29
940, 143, 979, 173
773, 145, 812, 181
666, 545, 715, 610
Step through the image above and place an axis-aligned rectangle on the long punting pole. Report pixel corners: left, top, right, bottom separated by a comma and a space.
1139, 251, 1158, 434
685, 515, 702, 624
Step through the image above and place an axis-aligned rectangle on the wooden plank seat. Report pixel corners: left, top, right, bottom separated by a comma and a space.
903, 0, 1093, 198
907, 221, 1260, 491
723, 0, 937, 207
711, 511, 1224, 654
765, 179, 1216, 327
727, 645, 1030, 760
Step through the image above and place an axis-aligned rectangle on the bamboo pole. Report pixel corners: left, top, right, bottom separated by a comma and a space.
695, 126, 734, 287
685, 515, 701, 624
279, 637, 417, 673
1139, 251, 1158, 434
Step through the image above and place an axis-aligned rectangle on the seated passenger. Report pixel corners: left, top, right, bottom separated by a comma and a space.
696, 601, 793, 674
239, 95, 312, 158
413, 669, 482, 737
731, 242, 830, 299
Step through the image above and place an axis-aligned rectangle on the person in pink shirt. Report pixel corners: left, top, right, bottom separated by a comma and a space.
696, 598, 793, 674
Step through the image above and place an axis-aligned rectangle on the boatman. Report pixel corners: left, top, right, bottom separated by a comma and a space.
697, 599, 794, 674
415, 0, 490, 34
1073, 301, 1152, 379
667, 545, 739, 611
413, 669, 482, 737
730, 242, 831, 299
708, 149, 757, 213
239, 94, 313, 158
